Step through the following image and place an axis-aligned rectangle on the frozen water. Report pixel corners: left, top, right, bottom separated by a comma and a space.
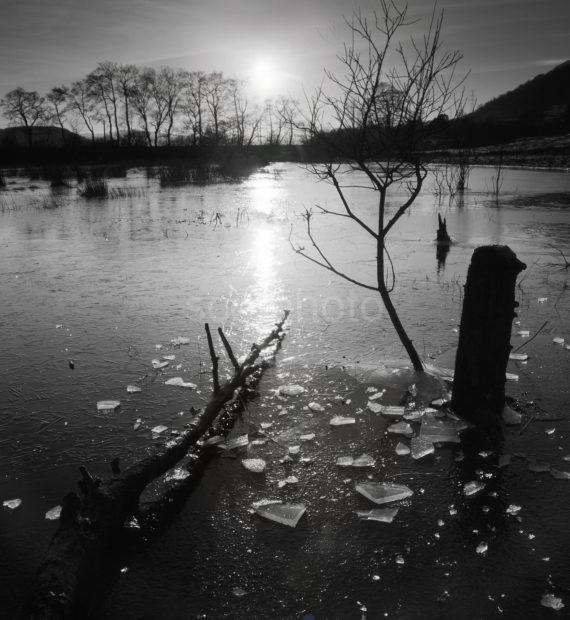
260, 422, 273, 429
165, 467, 191, 482
45, 505, 62, 520
541, 594, 564, 611
463, 481, 485, 497
300, 433, 315, 441
3, 499, 22, 510
151, 425, 168, 435
381, 405, 405, 417
288, 445, 301, 455
165, 377, 197, 388
162, 354, 176, 361
410, 437, 434, 460
308, 402, 325, 412
170, 337, 190, 346
553, 337, 565, 345
550, 469, 570, 480
223, 434, 249, 450
242, 458, 266, 474
395, 442, 410, 456
97, 400, 121, 412
420, 413, 464, 444
330, 416, 356, 426
152, 359, 170, 370
387, 422, 413, 437
337, 456, 354, 467
509, 353, 528, 361
404, 411, 424, 422
355, 482, 413, 505
278, 384, 305, 396
254, 502, 306, 527
352, 454, 376, 468
476, 542, 488, 554
502, 405, 522, 425
367, 402, 383, 414
517, 330, 530, 337
505, 372, 519, 381
506, 504, 521, 515
356, 508, 399, 523
202, 435, 224, 447
126, 385, 142, 393
528, 461, 550, 473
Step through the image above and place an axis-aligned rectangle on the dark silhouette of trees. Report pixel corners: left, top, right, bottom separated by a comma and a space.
0, 87, 47, 148
293, 0, 464, 371
46, 86, 69, 145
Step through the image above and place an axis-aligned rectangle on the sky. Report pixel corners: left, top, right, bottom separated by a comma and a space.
0, 0, 568, 108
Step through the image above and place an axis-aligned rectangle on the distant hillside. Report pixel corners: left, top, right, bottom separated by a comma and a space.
469, 60, 570, 130
0, 126, 89, 149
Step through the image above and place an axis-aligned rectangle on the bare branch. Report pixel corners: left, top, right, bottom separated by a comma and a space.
204, 323, 219, 393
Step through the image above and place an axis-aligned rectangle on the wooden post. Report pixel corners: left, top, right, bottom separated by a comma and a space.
451, 246, 526, 425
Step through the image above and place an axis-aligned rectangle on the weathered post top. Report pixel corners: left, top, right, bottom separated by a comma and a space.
451, 245, 526, 425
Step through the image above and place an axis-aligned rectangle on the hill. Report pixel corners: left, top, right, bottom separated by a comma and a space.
0, 126, 89, 149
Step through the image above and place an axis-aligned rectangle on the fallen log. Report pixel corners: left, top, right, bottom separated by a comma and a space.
22, 311, 289, 619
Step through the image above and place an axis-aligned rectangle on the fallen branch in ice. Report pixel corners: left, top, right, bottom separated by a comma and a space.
23, 310, 289, 619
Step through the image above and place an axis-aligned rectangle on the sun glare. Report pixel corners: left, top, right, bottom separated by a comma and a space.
249, 57, 281, 99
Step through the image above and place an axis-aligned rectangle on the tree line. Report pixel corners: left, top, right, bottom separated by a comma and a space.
0, 62, 299, 149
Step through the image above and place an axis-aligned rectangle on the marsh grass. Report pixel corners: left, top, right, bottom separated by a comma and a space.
80, 178, 109, 198
0, 170, 5, 189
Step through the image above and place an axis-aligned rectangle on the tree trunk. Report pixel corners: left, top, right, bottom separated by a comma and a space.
451, 246, 526, 425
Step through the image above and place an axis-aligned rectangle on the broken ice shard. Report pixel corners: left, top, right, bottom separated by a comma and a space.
3, 498, 22, 510
367, 402, 383, 414
336, 456, 354, 467
381, 405, 405, 417
330, 416, 356, 426
308, 402, 324, 412
254, 502, 306, 527
97, 400, 121, 412
356, 508, 399, 523
165, 377, 197, 388
352, 454, 376, 468
151, 425, 168, 435
242, 458, 266, 474
387, 422, 413, 437
395, 442, 410, 456
463, 481, 485, 497
410, 437, 434, 460
126, 385, 142, 393
278, 384, 305, 396
541, 594, 564, 611
222, 434, 249, 450
355, 482, 413, 505
151, 359, 170, 370
420, 412, 465, 444
45, 505, 62, 520
553, 337, 565, 345
509, 353, 528, 361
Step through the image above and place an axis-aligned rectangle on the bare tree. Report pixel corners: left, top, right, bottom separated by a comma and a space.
181, 70, 208, 145
275, 96, 299, 145
292, 1, 464, 371
46, 86, 69, 145
68, 80, 98, 142
205, 72, 229, 144
115, 64, 139, 145
156, 67, 186, 146
0, 87, 47, 148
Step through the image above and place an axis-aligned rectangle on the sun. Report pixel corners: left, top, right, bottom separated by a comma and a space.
248, 57, 281, 99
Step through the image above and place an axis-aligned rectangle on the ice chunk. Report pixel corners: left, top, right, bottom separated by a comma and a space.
395, 555, 405, 565
152, 359, 170, 369
288, 445, 300, 455
404, 411, 424, 422
505, 372, 518, 381
223, 434, 249, 450
165, 377, 197, 388
162, 354, 176, 361
232, 586, 247, 598
126, 385, 141, 393
420, 413, 464, 444
553, 337, 565, 345
381, 405, 405, 417
133, 418, 143, 430
517, 330, 530, 337
506, 504, 521, 515
541, 594, 564, 611
3, 499, 22, 510
367, 402, 383, 414
308, 402, 324, 412
97, 400, 121, 412
356, 508, 398, 523
260, 422, 273, 429
463, 481, 485, 497
278, 384, 305, 396
242, 458, 266, 474
550, 468, 570, 480
330, 416, 356, 426
202, 435, 224, 446
368, 390, 385, 401
528, 461, 550, 473
538, 297, 548, 303
300, 433, 315, 441
387, 422, 413, 437
478, 450, 493, 458
546, 428, 555, 435
476, 542, 488, 554
165, 467, 190, 482
355, 482, 413, 505
300, 456, 313, 464
352, 454, 376, 468
151, 425, 168, 435
502, 405, 522, 425
254, 502, 306, 527
395, 442, 410, 456
509, 353, 528, 361
170, 337, 190, 345
337, 456, 354, 467
411, 437, 434, 460
45, 505, 61, 520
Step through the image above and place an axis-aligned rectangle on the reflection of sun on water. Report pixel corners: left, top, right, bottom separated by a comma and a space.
248, 173, 284, 217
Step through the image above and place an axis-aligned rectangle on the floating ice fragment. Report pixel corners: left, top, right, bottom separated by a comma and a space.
300, 456, 313, 464
151, 425, 168, 435
356, 508, 398, 523
368, 390, 385, 401
260, 422, 273, 430
355, 482, 413, 505
476, 542, 488, 554
254, 502, 306, 527
517, 330, 530, 338
541, 594, 564, 611
308, 402, 324, 412
367, 402, 383, 414
165, 377, 197, 388
126, 385, 141, 393
170, 337, 190, 346
151, 359, 170, 370
538, 297, 548, 303
387, 422, 413, 437
528, 461, 550, 473
546, 428, 556, 435
463, 481, 485, 497
395, 442, 410, 456
165, 467, 190, 482
97, 400, 121, 412
505, 373, 519, 381
278, 384, 305, 396
45, 505, 61, 520
337, 456, 354, 467
563, 455, 570, 462
431, 398, 447, 406
300, 433, 315, 441
366, 386, 377, 393
502, 405, 522, 425
352, 454, 376, 468
509, 353, 528, 361
223, 434, 249, 450
411, 437, 434, 460
479, 451, 493, 458
3, 498, 22, 510
288, 445, 300, 455
162, 354, 176, 361
550, 468, 570, 480
232, 586, 247, 598
330, 416, 356, 426
242, 458, 266, 474
420, 413, 464, 444
382, 405, 405, 417
395, 555, 405, 565
133, 418, 143, 431
202, 435, 224, 446
553, 337, 565, 345
404, 411, 424, 422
